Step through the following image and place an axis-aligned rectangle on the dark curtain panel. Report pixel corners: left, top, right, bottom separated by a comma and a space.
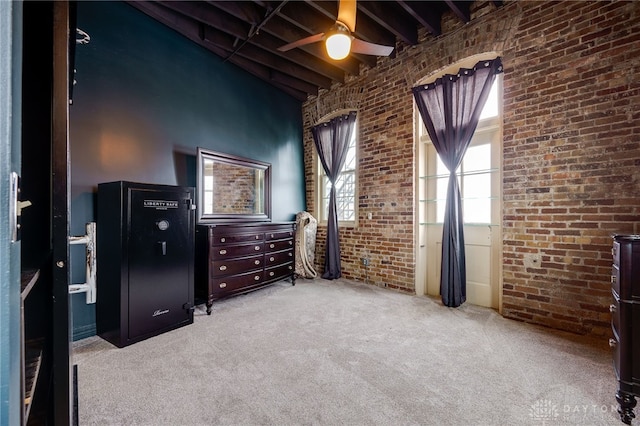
412, 58, 503, 307
311, 111, 357, 279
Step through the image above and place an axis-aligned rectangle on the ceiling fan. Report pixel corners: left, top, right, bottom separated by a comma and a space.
277, 0, 394, 60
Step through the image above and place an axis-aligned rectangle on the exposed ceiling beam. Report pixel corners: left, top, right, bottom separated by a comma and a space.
396, 0, 442, 36
162, 1, 346, 84
127, 1, 308, 100
445, 0, 471, 23
124, 0, 505, 100
358, 1, 417, 45
211, 1, 361, 75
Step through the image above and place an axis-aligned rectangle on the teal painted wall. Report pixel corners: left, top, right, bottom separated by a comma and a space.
0, 2, 23, 424
69, 2, 305, 340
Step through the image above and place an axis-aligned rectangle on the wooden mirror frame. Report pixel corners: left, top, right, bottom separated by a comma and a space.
196, 148, 271, 223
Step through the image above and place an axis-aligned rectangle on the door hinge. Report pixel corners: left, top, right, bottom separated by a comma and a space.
182, 302, 195, 312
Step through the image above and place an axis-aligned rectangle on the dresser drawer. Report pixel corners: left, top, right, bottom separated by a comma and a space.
611, 328, 621, 381
610, 294, 620, 335
266, 250, 293, 267
211, 255, 263, 278
212, 270, 263, 295
213, 243, 263, 259
611, 265, 620, 298
264, 263, 294, 281
211, 232, 263, 246
266, 229, 294, 241
266, 239, 294, 253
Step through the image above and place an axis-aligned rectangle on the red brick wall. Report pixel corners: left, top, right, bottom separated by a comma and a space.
302, 0, 640, 336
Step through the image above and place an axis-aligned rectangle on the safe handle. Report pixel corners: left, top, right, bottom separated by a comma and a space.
158, 241, 167, 256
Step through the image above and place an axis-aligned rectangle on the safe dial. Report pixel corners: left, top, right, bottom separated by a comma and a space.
156, 219, 170, 231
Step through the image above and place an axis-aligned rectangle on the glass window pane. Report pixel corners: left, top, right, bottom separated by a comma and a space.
342, 132, 356, 171
436, 177, 448, 223
463, 144, 490, 172
464, 198, 491, 223
436, 155, 448, 176
463, 172, 490, 199
319, 124, 357, 222
479, 79, 499, 120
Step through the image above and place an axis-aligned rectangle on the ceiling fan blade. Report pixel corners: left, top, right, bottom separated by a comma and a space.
278, 33, 325, 52
337, 0, 357, 33
351, 38, 394, 56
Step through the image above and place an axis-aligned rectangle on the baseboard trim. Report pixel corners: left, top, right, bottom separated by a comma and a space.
73, 324, 96, 341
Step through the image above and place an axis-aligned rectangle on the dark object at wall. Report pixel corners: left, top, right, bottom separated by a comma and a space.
610, 235, 640, 424
195, 222, 296, 315
96, 181, 195, 347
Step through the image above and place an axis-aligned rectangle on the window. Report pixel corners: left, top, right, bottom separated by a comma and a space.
317, 119, 357, 224
425, 77, 501, 224
416, 70, 503, 307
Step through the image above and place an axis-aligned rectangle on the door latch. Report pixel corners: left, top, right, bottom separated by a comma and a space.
9, 172, 32, 243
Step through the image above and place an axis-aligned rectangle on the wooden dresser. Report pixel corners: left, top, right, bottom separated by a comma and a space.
610, 235, 640, 424
195, 222, 296, 314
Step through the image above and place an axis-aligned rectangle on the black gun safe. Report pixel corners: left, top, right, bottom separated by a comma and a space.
96, 181, 196, 347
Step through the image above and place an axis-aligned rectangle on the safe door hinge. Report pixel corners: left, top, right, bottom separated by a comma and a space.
183, 302, 195, 312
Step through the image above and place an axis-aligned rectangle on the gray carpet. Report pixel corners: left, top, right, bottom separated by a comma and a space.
74, 278, 625, 425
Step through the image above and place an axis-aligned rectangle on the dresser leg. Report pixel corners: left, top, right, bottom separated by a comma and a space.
616, 391, 636, 425
206, 303, 213, 315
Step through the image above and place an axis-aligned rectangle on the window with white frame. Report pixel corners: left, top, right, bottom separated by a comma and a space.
317, 119, 357, 224
421, 76, 502, 225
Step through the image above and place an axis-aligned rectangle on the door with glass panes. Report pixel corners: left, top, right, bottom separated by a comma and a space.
416, 77, 501, 309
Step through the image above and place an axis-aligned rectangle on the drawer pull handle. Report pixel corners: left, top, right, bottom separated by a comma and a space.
610, 304, 616, 313
270, 257, 275, 262
255, 246, 261, 251
270, 271, 275, 277
288, 252, 292, 257
289, 241, 293, 246
219, 283, 227, 288
288, 265, 292, 270
609, 338, 617, 348
611, 275, 616, 284
254, 275, 260, 281
255, 260, 261, 265
220, 238, 226, 243
255, 235, 260, 240
219, 249, 227, 255
219, 265, 227, 271
271, 234, 275, 238
270, 244, 275, 249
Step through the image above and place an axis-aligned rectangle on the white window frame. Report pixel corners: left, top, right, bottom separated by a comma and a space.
315, 111, 358, 227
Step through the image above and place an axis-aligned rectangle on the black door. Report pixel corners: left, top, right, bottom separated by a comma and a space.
127, 187, 193, 340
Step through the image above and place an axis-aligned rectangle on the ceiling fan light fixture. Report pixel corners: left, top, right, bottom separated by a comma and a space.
325, 24, 352, 60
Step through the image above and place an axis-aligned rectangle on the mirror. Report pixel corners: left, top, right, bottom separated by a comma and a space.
196, 148, 271, 223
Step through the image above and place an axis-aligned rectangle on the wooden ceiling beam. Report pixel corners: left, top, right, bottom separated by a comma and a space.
396, 0, 442, 37
127, 1, 308, 100
280, 1, 377, 68
201, 26, 333, 90
162, 1, 346, 84
444, 0, 471, 23
210, 1, 362, 75
358, 1, 417, 45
